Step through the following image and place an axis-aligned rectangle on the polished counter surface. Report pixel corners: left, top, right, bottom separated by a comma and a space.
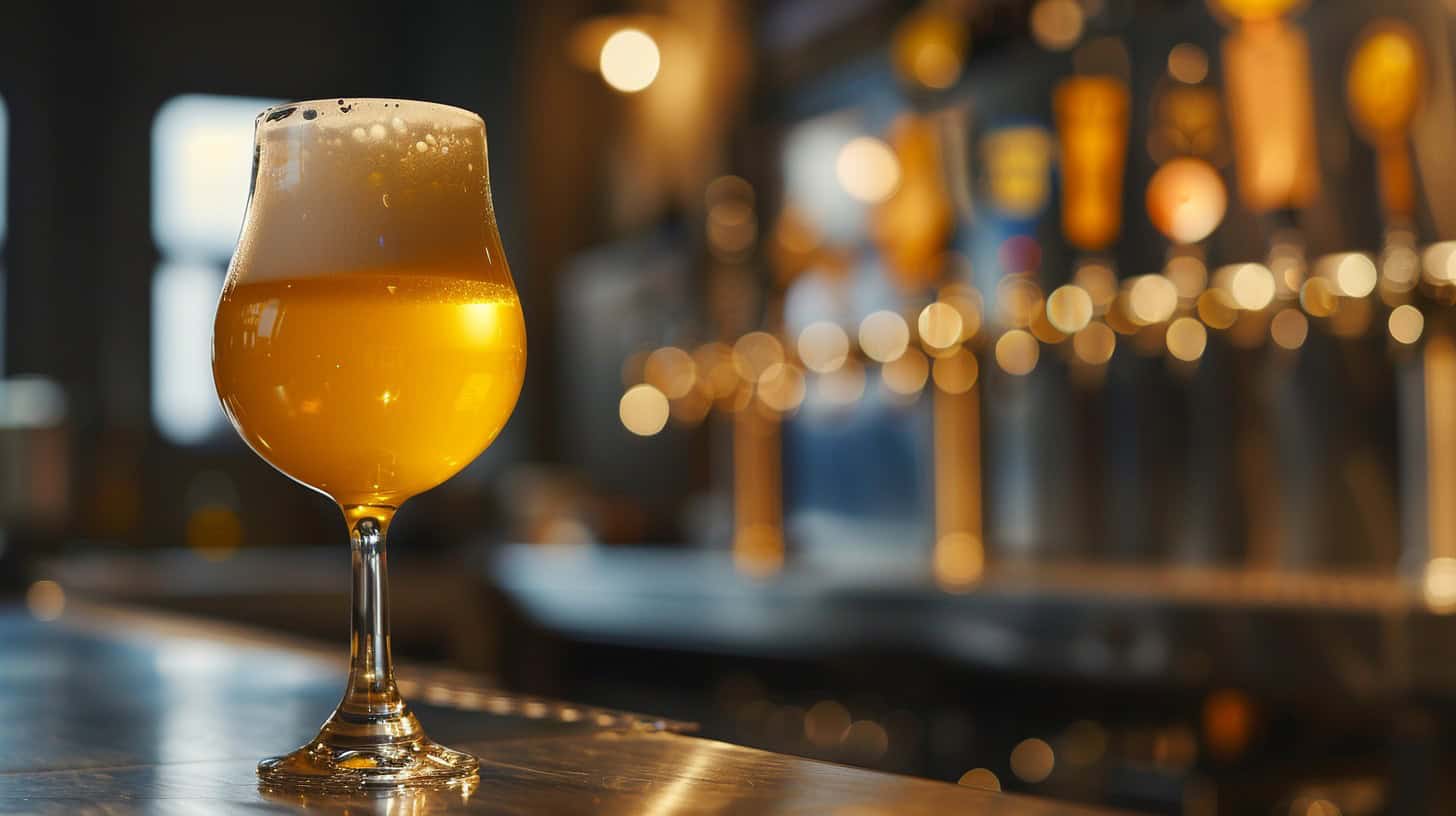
0, 602, 1119, 814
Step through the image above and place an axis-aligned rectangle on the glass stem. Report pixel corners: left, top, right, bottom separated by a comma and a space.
340, 505, 404, 719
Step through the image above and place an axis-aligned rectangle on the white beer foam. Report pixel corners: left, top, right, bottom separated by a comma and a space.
232, 98, 507, 284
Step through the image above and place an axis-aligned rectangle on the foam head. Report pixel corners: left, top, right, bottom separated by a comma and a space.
233, 98, 506, 284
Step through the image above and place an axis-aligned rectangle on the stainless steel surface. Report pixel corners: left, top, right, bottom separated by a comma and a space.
0, 602, 1119, 814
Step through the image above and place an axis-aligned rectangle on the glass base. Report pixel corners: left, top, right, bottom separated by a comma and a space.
258, 737, 479, 790
258, 708, 478, 790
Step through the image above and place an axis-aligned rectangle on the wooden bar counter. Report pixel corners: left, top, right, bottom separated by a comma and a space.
0, 601, 1119, 814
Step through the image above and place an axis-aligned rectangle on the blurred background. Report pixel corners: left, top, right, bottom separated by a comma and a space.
6, 0, 1456, 812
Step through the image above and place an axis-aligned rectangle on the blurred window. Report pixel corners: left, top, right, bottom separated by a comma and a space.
150, 94, 277, 445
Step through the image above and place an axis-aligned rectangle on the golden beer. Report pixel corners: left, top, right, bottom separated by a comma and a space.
213, 271, 525, 506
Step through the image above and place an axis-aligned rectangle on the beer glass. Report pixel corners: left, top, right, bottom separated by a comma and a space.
213, 99, 526, 788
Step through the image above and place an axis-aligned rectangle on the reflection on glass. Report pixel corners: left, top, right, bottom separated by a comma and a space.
213, 99, 525, 788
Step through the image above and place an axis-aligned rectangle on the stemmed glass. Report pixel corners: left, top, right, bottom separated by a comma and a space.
212, 98, 526, 788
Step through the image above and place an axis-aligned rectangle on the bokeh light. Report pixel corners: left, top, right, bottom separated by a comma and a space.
757, 362, 807, 413
995, 330, 1040, 375
1010, 738, 1055, 783
1423, 241, 1456, 284
859, 310, 911, 363
26, 580, 65, 622
1046, 285, 1094, 333
882, 347, 930, 396
1197, 289, 1238, 329
1145, 158, 1226, 244
599, 28, 660, 93
1073, 322, 1117, 365
1389, 304, 1424, 344
817, 360, 866, 405
1030, 0, 1084, 51
1167, 43, 1209, 84
918, 302, 964, 351
797, 321, 850, 374
836, 137, 901, 203
1299, 278, 1337, 318
932, 348, 979, 394
733, 332, 786, 383
1224, 263, 1276, 310
1128, 275, 1179, 325
1269, 308, 1309, 350
644, 346, 697, 399
620, 384, 670, 436
1166, 316, 1208, 362
958, 768, 1001, 791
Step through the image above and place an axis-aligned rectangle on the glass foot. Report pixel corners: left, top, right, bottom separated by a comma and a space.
258, 736, 479, 790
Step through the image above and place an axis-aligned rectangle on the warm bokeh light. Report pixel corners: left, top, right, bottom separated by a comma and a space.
1127, 275, 1179, 325
805, 700, 851, 747
1165, 255, 1208, 301
1389, 304, 1425, 344
995, 330, 1040, 376
599, 28, 661, 93
1203, 689, 1255, 761
797, 321, 850, 374
1299, 278, 1337, 318
1167, 43, 1209, 84
859, 310, 911, 363
733, 332, 785, 383
695, 342, 741, 400
1145, 158, 1227, 244
1030, 0, 1084, 51
882, 347, 929, 397
1073, 322, 1117, 365
1074, 261, 1118, 310
644, 346, 697, 399
957, 768, 1001, 792
940, 284, 984, 340
892, 10, 967, 90
26, 580, 65, 622
835, 137, 901, 203
997, 276, 1044, 329
620, 384, 671, 436
1269, 308, 1309, 350
1046, 285, 1094, 333
757, 362, 807, 413
1166, 316, 1208, 362
1320, 252, 1378, 298
932, 348, 979, 394
1423, 241, 1456, 284
707, 200, 757, 259
841, 720, 890, 761
1223, 263, 1276, 310
1197, 289, 1238, 329
1423, 557, 1456, 613
918, 302, 964, 351
1010, 738, 1055, 783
